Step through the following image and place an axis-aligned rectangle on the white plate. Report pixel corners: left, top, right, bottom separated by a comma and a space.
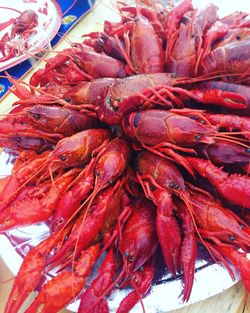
0, 0, 62, 71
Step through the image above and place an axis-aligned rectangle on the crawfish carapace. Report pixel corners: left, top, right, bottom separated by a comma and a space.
49, 128, 111, 167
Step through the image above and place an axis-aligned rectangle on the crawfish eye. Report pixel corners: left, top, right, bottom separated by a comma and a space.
34, 113, 41, 120
194, 134, 202, 141
64, 97, 71, 103
245, 148, 250, 153
133, 112, 140, 128
229, 235, 235, 241
60, 155, 67, 161
98, 37, 104, 45
169, 181, 179, 190
129, 255, 135, 262
150, 185, 156, 191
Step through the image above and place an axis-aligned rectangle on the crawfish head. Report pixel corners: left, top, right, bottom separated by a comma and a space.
62, 78, 115, 105
11, 10, 38, 36
26, 105, 68, 129
119, 197, 158, 272
137, 151, 186, 194
123, 110, 216, 147
49, 129, 110, 167
94, 138, 131, 186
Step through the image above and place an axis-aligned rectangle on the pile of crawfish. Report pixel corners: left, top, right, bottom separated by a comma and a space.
0, 0, 250, 312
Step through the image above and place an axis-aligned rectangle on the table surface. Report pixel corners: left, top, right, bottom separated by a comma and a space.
0, 0, 249, 312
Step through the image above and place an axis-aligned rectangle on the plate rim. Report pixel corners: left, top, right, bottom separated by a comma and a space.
0, 0, 62, 72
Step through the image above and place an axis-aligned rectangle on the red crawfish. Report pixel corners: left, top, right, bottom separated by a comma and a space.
200, 38, 250, 83
0, 105, 99, 141
0, 129, 110, 212
50, 158, 96, 232
188, 191, 250, 248
166, 11, 197, 77
99, 74, 202, 124
83, 137, 131, 214
51, 137, 130, 233
204, 113, 250, 140
199, 139, 250, 173
29, 47, 92, 87
74, 44, 127, 78
29, 45, 127, 87
122, 108, 217, 173
24, 244, 100, 313
0, 135, 54, 153
215, 245, 250, 293
91, 197, 158, 311
83, 31, 126, 62
3, 224, 72, 313
0, 10, 38, 62
164, 0, 193, 42
0, 168, 79, 232
104, 2, 165, 74
25, 105, 99, 137
46, 128, 111, 168
193, 3, 219, 75
116, 259, 155, 313
136, 151, 196, 300
190, 81, 250, 111
0, 150, 50, 211
186, 157, 250, 209
117, 1, 167, 40
78, 247, 117, 313
61, 73, 201, 125
46, 179, 125, 268
10, 10, 38, 39
119, 196, 158, 270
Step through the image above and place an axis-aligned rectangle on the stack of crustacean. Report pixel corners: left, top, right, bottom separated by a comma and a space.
0, 0, 250, 312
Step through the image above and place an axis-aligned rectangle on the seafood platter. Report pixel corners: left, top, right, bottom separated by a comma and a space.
0, 0, 249, 312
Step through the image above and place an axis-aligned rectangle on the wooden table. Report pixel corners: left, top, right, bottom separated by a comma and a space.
0, 0, 249, 312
